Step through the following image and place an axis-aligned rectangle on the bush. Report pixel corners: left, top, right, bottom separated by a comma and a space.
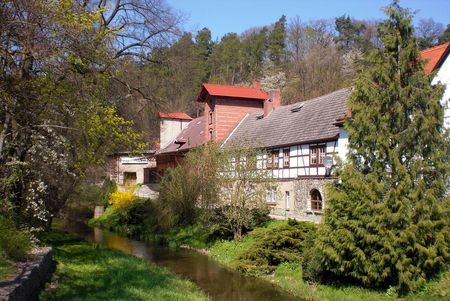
234, 219, 317, 275
90, 198, 159, 239
0, 216, 33, 261
109, 186, 137, 208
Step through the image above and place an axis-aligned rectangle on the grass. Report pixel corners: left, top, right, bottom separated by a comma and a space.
207, 220, 450, 301
0, 256, 16, 281
39, 231, 209, 301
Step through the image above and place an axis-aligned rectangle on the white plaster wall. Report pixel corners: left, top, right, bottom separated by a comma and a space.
117, 157, 156, 184
431, 55, 450, 129
336, 128, 349, 162
160, 118, 190, 149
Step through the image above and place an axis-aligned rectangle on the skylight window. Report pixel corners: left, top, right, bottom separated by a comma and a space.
291, 103, 304, 112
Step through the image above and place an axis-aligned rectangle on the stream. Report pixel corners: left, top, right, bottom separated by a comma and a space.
63, 222, 304, 301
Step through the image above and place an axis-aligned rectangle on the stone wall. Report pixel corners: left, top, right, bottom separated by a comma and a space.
267, 178, 335, 223
0, 247, 53, 301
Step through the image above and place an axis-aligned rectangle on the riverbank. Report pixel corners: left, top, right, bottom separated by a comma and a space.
39, 231, 209, 301
166, 220, 449, 301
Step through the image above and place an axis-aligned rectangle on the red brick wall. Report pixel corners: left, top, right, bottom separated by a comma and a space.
205, 96, 263, 142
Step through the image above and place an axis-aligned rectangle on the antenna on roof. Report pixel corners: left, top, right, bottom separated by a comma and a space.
291, 103, 304, 112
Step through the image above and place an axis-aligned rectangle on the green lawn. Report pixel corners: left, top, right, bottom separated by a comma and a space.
39, 231, 209, 301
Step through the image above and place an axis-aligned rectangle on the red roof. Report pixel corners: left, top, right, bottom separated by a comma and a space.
197, 83, 269, 102
159, 112, 192, 120
420, 42, 450, 74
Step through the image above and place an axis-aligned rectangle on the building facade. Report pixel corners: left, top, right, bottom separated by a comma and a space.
157, 83, 351, 222
107, 150, 157, 185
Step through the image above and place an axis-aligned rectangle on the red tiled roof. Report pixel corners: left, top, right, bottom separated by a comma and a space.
420, 42, 450, 74
159, 112, 192, 120
197, 83, 269, 102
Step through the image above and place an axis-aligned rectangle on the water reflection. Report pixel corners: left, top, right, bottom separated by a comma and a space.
65, 222, 304, 301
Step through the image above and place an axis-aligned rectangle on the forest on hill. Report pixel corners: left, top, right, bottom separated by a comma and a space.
111, 6, 450, 145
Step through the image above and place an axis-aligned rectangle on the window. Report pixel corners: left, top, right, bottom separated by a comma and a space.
123, 172, 137, 186
283, 148, 290, 167
267, 149, 279, 169
310, 146, 326, 166
310, 189, 322, 211
285, 191, 290, 210
209, 129, 213, 141
266, 187, 277, 204
209, 110, 213, 125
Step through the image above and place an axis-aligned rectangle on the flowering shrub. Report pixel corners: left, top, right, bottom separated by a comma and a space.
109, 186, 137, 208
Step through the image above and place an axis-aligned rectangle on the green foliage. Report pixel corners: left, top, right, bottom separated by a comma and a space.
335, 15, 372, 52
0, 216, 32, 261
100, 177, 117, 205
90, 198, 158, 239
209, 220, 316, 276
61, 178, 117, 220
0, 255, 15, 281
268, 15, 287, 65
316, 1, 450, 294
39, 231, 208, 301
234, 219, 317, 275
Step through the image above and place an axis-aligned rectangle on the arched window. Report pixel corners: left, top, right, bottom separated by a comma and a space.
310, 189, 322, 211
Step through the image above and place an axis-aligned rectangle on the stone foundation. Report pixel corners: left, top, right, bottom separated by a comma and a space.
268, 178, 335, 223
0, 247, 53, 301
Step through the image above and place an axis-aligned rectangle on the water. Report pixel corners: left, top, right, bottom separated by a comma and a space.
64, 222, 304, 301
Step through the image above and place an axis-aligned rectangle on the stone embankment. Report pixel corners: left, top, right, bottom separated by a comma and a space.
0, 247, 52, 301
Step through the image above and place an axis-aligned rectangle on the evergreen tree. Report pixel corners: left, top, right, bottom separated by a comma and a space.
268, 15, 287, 65
335, 15, 372, 52
316, 1, 449, 294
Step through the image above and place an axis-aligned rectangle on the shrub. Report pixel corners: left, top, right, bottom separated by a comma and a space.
109, 186, 137, 208
0, 216, 32, 261
90, 198, 159, 238
234, 220, 317, 275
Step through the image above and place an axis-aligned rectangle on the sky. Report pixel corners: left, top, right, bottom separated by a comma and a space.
166, 0, 449, 40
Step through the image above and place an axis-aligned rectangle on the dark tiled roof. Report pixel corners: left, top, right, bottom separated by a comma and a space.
224, 88, 351, 148
158, 116, 205, 154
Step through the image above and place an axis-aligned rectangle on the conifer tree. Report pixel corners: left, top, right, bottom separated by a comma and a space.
316, 1, 449, 294
268, 15, 287, 65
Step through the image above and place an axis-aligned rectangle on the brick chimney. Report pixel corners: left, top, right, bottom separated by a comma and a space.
267, 89, 281, 108
264, 99, 273, 117
252, 81, 261, 89
263, 89, 281, 117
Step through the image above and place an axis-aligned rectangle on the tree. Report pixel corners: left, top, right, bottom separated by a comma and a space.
218, 141, 272, 240
209, 33, 242, 84
268, 15, 287, 65
416, 18, 444, 49
438, 24, 450, 44
315, 2, 449, 294
0, 1, 144, 228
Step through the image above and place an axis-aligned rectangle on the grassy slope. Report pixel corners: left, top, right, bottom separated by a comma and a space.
0, 256, 15, 281
40, 232, 209, 301
207, 220, 449, 301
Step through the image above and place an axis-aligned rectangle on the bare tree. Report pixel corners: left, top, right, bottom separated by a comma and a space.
87, 0, 183, 60
416, 18, 444, 49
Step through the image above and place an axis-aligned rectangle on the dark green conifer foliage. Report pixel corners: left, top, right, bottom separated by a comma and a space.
316, 1, 449, 294
268, 15, 287, 65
